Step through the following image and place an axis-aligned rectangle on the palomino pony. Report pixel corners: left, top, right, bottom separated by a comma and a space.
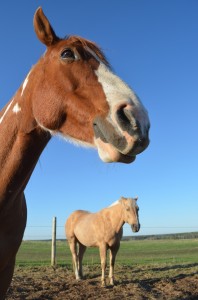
65, 197, 140, 286
0, 7, 149, 298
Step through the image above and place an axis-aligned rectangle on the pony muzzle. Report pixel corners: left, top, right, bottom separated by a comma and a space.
131, 223, 140, 233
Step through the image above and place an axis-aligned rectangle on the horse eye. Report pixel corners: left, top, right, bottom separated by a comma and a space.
61, 49, 75, 60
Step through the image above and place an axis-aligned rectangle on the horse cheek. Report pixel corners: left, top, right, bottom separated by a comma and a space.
33, 97, 66, 131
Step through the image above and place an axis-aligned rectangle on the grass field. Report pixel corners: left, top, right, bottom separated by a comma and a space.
16, 238, 198, 267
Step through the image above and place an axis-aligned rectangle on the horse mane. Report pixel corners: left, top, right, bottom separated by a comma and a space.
64, 35, 110, 68
109, 200, 120, 207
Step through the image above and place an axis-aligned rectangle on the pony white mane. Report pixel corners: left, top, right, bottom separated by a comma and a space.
109, 200, 120, 207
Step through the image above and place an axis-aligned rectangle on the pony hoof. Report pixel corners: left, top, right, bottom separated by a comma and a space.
76, 278, 83, 281
76, 276, 83, 281
109, 277, 114, 286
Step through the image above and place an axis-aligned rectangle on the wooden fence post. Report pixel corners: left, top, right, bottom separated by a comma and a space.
51, 216, 57, 267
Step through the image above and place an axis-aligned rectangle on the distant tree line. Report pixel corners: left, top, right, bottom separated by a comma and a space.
122, 232, 198, 241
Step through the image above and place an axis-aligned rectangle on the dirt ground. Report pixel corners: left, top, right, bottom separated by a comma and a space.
6, 263, 198, 300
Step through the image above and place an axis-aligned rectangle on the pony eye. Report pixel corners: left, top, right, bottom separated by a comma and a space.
61, 49, 75, 60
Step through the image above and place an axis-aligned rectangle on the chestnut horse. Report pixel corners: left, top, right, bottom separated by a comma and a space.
0, 7, 149, 298
65, 197, 140, 286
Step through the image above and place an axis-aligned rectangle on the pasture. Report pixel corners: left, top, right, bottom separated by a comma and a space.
7, 238, 198, 299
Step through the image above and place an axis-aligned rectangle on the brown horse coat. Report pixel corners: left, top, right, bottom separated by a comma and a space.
0, 7, 149, 298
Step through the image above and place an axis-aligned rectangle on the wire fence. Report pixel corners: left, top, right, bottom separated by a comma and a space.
23, 223, 198, 240
17, 218, 198, 267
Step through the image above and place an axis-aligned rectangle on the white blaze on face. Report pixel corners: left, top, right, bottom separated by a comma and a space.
86, 46, 149, 135
95, 62, 149, 136
95, 63, 137, 105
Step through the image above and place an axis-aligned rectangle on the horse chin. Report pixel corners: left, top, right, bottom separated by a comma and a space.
95, 138, 136, 163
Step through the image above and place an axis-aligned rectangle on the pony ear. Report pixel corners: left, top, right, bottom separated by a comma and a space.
120, 197, 127, 206
33, 7, 59, 46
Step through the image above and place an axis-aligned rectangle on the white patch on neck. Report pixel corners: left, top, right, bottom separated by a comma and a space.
13, 103, 21, 114
0, 99, 13, 124
21, 71, 31, 96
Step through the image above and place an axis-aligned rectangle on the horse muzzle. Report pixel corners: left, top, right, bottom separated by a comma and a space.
93, 105, 150, 163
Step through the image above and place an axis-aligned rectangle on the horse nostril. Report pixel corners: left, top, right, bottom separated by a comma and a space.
116, 105, 138, 134
123, 107, 137, 127
117, 106, 130, 124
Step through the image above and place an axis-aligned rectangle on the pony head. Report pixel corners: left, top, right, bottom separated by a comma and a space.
120, 197, 140, 232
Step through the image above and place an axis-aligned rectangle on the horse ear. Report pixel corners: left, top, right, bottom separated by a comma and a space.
134, 196, 138, 201
33, 7, 59, 46
120, 197, 127, 207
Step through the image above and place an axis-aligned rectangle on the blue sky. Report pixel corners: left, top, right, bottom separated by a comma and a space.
0, 1, 198, 239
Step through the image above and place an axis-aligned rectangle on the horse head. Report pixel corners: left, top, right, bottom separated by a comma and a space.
120, 196, 140, 232
28, 7, 150, 163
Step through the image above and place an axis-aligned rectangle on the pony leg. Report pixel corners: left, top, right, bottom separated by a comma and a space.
68, 238, 80, 280
78, 243, 86, 279
109, 243, 120, 286
99, 244, 107, 287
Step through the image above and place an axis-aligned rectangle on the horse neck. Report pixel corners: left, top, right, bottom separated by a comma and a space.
0, 88, 51, 208
103, 203, 124, 233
